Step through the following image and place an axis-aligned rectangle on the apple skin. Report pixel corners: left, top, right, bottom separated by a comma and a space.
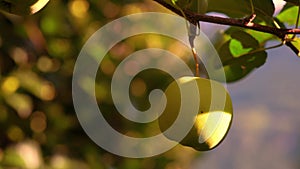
158, 76, 233, 151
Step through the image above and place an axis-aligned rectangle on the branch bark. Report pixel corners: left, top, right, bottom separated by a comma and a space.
153, 0, 300, 55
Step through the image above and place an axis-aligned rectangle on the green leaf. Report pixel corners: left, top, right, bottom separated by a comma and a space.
229, 39, 252, 57
280, 2, 296, 12
226, 29, 260, 48
215, 29, 267, 82
207, 0, 274, 23
222, 52, 267, 82
246, 29, 277, 44
276, 6, 298, 26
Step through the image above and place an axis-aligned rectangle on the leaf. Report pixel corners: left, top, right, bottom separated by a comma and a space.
276, 5, 298, 26
246, 29, 277, 44
229, 39, 252, 57
222, 51, 267, 82
207, 0, 275, 23
215, 29, 267, 82
280, 1, 295, 12
245, 18, 282, 45
226, 29, 260, 48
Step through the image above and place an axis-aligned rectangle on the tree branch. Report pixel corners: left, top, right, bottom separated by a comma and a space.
153, 0, 300, 55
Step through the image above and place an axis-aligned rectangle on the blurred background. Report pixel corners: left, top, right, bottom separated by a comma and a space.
0, 0, 300, 169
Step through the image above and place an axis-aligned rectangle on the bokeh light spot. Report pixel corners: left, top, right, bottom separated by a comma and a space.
100, 59, 115, 76
110, 43, 133, 61
37, 56, 54, 72
40, 16, 58, 35
7, 126, 24, 142
10, 47, 28, 65
30, 111, 47, 133
15, 141, 42, 169
69, 0, 90, 18
40, 82, 55, 101
48, 39, 71, 58
145, 34, 163, 48
95, 82, 109, 102
1, 76, 20, 94
121, 4, 143, 15
130, 78, 147, 97
102, 1, 120, 18
5, 93, 33, 118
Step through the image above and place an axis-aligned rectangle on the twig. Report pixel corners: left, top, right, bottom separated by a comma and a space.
286, 41, 300, 56
153, 0, 300, 55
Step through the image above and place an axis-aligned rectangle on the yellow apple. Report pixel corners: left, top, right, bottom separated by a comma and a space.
158, 76, 233, 151
0, 0, 49, 15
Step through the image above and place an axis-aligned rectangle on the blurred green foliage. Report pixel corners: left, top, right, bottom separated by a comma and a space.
0, 0, 200, 168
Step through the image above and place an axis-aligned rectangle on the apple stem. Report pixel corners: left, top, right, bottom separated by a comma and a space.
191, 48, 200, 77
177, 5, 201, 77
188, 23, 200, 77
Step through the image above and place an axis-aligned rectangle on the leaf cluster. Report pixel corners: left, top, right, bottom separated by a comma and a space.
208, 0, 300, 82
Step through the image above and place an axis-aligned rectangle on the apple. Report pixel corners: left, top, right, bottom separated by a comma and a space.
0, 0, 49, 15
158, 76, 233, 151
